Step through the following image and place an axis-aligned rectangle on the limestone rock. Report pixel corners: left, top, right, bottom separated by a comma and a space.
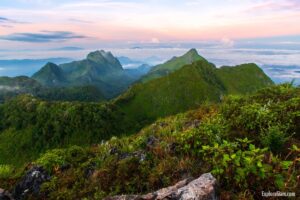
13, 166, 50, 200
105, 173, 218, 200
0, 188, 13, 200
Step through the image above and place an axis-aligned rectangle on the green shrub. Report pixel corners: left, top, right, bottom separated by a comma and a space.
177, 113, 228, 155
261, 126, 288, 153
66, 146, 87, 164
235, 103, 274, 132
36, 149, 66, 173
0, 164, 14, 179
200, 138, 280, 189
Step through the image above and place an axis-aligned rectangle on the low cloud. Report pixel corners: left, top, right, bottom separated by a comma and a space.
50, 46, 84, 51
245, 0, 300, 12
0, 85, 20, 91
220, 37, 234, 48
0, 31, 87, 43
0, 17, 11, 23
68, 18, 93, 24
151, 38, 160, 44
0, 17, 20, 24
0, 16, 27, 24
0, 24, 13, 28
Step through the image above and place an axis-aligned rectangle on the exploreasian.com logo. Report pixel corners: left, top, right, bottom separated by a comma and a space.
262, 191, 296, 197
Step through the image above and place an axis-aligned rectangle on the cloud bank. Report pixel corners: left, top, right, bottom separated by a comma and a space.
0, 31, 87, 43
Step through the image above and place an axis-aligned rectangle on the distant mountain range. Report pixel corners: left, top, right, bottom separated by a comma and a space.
0, 50, 153, 101
32, 50, 151, 98
0, 49, 273, 105
118, 56, 145, 68
0, 58, 73, 76
118, 56, 162, 67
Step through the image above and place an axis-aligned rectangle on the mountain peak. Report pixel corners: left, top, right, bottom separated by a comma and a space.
86, 50, 122, 70
32, 62, 66, 86
184, 48, 199, 56
139, 48, 206, 83
87, 50, 113, 62
182, 48, 206, 63
37, 62, 61, 74
44, 62, 60, 69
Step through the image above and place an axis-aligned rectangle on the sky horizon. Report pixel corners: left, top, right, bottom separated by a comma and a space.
0, 0, 300, 51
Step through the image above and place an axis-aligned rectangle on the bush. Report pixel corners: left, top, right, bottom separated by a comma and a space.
0, 164, 14, 179
66, 146, 87, 164
261, 126, 289, 153
36, 149, 66, 173
200, 139, 265, 188
177, 113, 228, 155
199, 138, 297, 191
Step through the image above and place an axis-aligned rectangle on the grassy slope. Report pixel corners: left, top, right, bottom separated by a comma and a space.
36, 86, 106, 102
216, 63, 274, 94
115, 60, 274, 123
116, 61, 222, 122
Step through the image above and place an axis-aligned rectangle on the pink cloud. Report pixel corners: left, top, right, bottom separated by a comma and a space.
245, 0, 300, 12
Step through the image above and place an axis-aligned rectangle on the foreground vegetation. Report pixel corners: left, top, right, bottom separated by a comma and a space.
0, 84, 299, 199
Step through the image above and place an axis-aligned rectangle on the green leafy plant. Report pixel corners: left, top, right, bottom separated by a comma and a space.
200, 139, 271, 189
177, 113, 228, 155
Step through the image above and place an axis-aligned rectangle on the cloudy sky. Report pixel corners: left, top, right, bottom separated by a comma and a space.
0, 0, 300, 83
0, 0, 300, 48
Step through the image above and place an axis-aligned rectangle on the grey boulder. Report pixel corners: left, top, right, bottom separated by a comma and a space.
105, 173, 218, 200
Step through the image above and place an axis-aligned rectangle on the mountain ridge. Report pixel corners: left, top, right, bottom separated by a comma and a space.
2, 49, 274, 102
139, 48, 206, 83
32, 62, 67, 86
32, 50, 135, 98
115, 59, 274, 122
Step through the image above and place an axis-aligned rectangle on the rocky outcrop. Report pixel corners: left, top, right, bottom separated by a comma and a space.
13, 166, 50, 200
0, 188, 13, 200
105, 173, 218, 200
109, 147, 146, 162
